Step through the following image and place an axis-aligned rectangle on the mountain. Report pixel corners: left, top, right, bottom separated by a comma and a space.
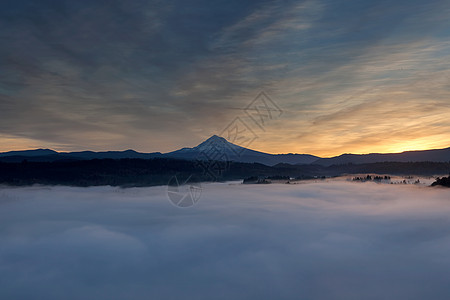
60, 150, 162, 160
0, 149, 162, 162
312, 148, 450, 166
0, 136, 449, 166
0, 149, 57, 157
0, 136, 317, 165
165, 135, 319, 166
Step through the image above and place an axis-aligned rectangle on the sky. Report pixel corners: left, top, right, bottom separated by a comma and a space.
1, 0, 450, 156
1, 181, 450, 299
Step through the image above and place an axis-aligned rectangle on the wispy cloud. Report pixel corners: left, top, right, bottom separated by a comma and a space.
0, 0, 449, 154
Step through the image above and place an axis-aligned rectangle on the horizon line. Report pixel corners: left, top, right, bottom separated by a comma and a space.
1, 144, 449, 159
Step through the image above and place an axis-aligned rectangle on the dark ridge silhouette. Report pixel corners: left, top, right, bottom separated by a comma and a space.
1, 136, 449, 166
312, 148, 450, 166
0, 158, 449, 187
431, 176, 450, 187
0, 149, 57, 157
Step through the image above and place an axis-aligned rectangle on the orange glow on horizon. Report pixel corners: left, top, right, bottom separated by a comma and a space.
1, 133, 449, 158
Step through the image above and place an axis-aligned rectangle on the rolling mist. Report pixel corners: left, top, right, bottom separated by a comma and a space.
1, 180, 450, 299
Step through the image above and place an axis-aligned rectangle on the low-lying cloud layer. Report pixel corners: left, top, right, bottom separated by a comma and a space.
1, 181, 450, 299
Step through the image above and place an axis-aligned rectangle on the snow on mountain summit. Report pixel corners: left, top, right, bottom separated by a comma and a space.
193, 135, 244, 154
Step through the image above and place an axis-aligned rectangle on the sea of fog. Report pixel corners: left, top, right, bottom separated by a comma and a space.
1, 179, 450, 300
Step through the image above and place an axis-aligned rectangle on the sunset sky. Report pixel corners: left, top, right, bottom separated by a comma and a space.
1, 0, 450, 157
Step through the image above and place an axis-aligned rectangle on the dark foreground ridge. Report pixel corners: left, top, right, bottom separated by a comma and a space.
431, 176, 450, 187
0, 158, 449, 187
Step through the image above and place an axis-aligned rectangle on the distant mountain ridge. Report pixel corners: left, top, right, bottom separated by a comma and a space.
0, 149, 57, 157
0, 149, 163, 162
165, 135, 319, 165
0, 136, 449, 166
312, 148, 450, 166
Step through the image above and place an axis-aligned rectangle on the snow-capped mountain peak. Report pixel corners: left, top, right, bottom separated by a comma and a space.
193, 135, 243, 154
